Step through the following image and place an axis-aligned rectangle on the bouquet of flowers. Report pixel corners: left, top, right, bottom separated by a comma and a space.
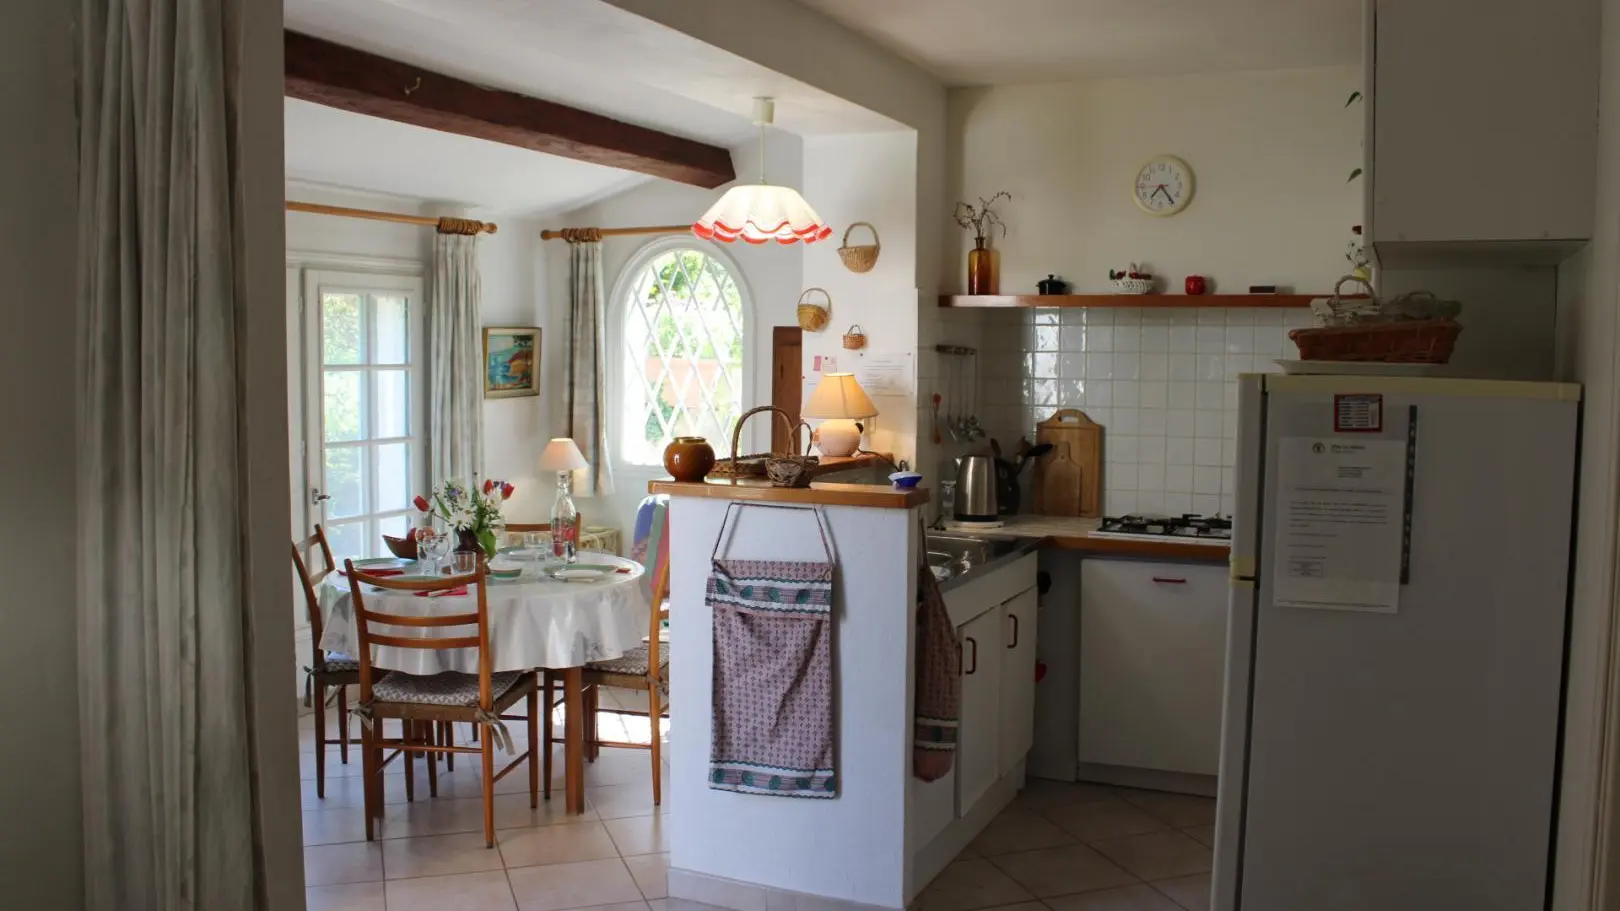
413, 478, 515, 557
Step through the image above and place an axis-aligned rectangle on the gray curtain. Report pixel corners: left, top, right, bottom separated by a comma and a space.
429, 231, 484, 484
76, 0, 263, 907
566, 234, 614, 495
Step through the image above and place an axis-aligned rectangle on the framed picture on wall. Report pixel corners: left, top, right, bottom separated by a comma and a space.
483, 327, 541, 398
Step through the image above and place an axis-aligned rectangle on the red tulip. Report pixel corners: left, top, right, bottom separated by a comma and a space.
501, 482, 515, 500
413, 495, 430, 513
483, 479, 495, 495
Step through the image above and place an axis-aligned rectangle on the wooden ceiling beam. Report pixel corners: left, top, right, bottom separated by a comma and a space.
284, 31, 736, 189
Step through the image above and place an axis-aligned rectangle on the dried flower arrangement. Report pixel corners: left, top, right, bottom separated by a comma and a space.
953, 191, 1011, 242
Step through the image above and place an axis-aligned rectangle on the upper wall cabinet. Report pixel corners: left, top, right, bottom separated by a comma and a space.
1368, 0, 1598, 262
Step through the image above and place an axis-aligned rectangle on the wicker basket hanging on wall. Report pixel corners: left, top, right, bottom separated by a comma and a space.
837, 222, 881, 273
797, 287, 832, 332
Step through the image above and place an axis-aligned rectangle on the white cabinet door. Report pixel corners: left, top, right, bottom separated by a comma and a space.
1079, 559, 1227, 776
956, 608, 1003, 818
998, 586, 1039, 776
1370, 0, 1597, 248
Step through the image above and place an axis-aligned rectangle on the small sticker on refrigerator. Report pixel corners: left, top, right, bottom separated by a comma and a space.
1334, 394, 1383, 432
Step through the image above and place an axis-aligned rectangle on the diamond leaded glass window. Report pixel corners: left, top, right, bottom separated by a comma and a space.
619, 247, 745, 466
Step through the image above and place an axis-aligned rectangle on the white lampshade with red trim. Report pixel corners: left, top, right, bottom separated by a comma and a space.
692, 97, 831, 246
693, 184, 831, 245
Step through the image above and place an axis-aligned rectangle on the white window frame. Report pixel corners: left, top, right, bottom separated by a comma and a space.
607, 237, 755, 474
299, 267, 428, 562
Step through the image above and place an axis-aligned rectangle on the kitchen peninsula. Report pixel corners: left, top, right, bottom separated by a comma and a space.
653, 476, 1049, 911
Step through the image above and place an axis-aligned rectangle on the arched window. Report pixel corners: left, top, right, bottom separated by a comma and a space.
618, 244, 747, 467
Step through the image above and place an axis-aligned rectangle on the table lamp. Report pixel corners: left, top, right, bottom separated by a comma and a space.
538, 438, 588, 563
803, 372, 878, 458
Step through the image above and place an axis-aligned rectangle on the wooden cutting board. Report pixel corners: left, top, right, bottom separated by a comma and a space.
1033, 409, 1102, 517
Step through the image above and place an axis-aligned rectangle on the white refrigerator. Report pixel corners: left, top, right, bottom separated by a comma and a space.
1213, 374, 1580, 911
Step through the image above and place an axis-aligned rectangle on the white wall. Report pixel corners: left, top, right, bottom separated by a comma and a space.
947, 67, 1364, 296
0, 1, 81, 905
285, 185, 554, 522
545, 132, 805, 536
1554, 0, 1620, 906
802, 132, 922, 464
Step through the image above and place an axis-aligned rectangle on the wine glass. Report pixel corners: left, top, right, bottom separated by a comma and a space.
422, 531, 452, 574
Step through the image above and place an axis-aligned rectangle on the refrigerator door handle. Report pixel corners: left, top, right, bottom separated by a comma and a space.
1151, 576, 1188, 585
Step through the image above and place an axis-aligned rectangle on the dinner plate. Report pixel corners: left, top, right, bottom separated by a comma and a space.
551, 567, 607, 583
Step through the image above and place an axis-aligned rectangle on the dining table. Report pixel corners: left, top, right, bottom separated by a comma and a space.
319, 550, 650, 815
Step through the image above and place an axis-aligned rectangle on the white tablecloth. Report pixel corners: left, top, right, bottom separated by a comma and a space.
320, 552, 649, 673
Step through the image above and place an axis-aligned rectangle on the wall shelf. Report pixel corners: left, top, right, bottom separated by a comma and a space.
939, 293, 1336, 309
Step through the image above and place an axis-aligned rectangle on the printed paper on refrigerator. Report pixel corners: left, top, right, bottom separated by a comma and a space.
1272, 436, 1407, 613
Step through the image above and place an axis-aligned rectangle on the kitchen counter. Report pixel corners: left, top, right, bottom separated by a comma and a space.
942, 515, 1231, 562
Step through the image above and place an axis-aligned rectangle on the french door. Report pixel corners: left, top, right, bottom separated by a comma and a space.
301, 269, 427, 561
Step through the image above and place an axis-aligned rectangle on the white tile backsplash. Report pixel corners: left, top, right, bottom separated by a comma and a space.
978, 306, 1307, 516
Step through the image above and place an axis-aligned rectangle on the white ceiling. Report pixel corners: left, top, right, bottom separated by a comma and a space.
283, 99, 650, 217
282, 0, 901, 214
793, 0, 1363, 85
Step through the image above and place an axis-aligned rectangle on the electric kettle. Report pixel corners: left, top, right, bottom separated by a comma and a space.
953, 455, 999, 522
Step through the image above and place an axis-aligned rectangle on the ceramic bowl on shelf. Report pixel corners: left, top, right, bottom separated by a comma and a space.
888, 471, 923, 489
1111, 278, 1154, 294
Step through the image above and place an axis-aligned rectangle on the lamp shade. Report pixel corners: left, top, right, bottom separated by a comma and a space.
692, 184, 833, 245
538, 437, 588, 471
803, 373, 879, 420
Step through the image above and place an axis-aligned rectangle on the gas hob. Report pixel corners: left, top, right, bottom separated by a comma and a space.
1091, 513, 1232, 545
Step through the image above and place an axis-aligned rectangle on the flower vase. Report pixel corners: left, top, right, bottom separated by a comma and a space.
456, 528, 497, 558
967, 236, 997, 295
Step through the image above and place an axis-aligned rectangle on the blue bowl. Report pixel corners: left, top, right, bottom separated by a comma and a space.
888, 471, 923, 490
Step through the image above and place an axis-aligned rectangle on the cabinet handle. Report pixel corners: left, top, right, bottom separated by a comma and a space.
1152, 576, 1188, 585
964, 637, 978, 675
1007, 613, 1019, 649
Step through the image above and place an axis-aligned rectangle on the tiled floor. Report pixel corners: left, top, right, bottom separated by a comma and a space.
917, 779, 1215, 911
298, 693, 1212, 911
299, 688, 675, 911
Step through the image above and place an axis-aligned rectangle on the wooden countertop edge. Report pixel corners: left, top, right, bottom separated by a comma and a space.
648, 478, 929, 509
1038, 534, 1231, 562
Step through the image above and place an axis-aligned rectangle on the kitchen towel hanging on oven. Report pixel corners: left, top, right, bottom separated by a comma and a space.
708, 502, 837, 798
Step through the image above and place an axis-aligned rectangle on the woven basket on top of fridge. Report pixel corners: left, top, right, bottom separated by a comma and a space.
1288, 276, 1463, 364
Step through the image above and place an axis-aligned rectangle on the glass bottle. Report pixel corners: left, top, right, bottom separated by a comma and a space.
550, 470, 580, 564
967, 236, 998, 294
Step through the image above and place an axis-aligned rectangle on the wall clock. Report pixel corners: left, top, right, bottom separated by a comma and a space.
1133, 155, 1194, 216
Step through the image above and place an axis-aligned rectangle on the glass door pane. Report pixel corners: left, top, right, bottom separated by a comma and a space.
307, 274, 425, 561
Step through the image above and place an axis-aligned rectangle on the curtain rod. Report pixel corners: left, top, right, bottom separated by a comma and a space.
286, 201, 498, 235
539, 224, 691, 241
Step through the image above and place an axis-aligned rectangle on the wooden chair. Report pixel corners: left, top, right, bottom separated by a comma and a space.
543, 494, 670, 804
293, 525, 360, 798
345, 558, 540, 847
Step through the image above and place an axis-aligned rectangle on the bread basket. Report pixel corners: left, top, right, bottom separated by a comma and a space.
837, 222, 881, 273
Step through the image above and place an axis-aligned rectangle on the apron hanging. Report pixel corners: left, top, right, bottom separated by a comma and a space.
707, 502, 838, 798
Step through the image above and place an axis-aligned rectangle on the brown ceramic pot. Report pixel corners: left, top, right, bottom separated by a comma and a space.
664, 436, 716, 482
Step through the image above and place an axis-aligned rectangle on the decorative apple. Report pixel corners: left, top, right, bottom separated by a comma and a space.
1185, 275, 1207, 295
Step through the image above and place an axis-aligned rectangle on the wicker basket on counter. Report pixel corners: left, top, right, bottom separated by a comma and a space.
765, 421, 818, 488
709, 406, 820, 480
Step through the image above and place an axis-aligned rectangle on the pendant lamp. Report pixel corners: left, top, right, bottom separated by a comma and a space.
693, 98, 832, 245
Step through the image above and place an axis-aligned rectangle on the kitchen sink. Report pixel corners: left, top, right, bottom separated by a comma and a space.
926, 532, 1030, 584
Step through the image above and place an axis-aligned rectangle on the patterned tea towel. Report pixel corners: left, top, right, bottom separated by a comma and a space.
708, 558, 837, 798
914, 552, 961, 781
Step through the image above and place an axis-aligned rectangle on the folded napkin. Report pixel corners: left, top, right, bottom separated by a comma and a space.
340, 566, 405, 578
414, 586, 468, 598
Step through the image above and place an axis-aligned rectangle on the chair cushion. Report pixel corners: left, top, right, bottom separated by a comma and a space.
319, 652, 360, 674
586, 643, 669, 678
371, 670, 524, 706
